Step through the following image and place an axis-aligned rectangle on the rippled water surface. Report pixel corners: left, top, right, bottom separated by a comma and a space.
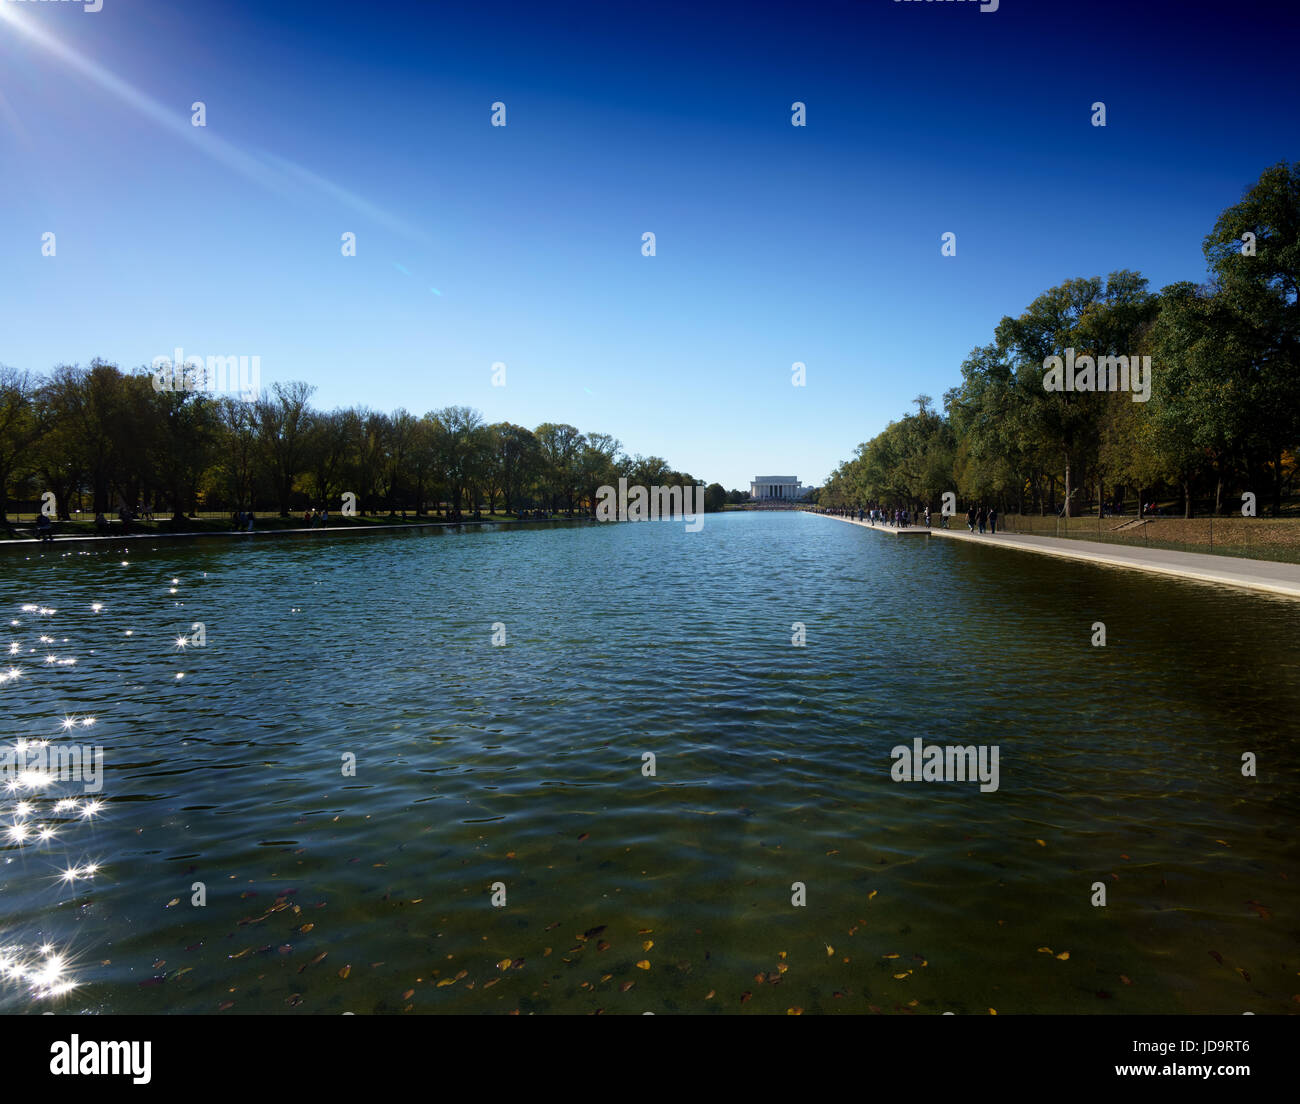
1, 511, 1297, 1014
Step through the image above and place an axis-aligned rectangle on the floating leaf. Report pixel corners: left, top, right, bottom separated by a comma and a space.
642, 940, 654, 951
338, 965, 351, 979
1055, 951, 1070, 961
635, 960, 650, 970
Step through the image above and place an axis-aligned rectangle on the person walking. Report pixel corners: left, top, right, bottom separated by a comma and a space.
966, 506, 976, 532
988, 506, 998, 534
977, 505, 986, 534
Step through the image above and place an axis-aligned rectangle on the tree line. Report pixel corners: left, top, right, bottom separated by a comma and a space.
816, 162, 1300, 519
0, 367, 728, 523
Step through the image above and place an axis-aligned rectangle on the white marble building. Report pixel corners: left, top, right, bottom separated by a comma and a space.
750, 476, 805, 501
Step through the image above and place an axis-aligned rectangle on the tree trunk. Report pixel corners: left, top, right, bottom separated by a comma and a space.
1273, 447, 1283, 517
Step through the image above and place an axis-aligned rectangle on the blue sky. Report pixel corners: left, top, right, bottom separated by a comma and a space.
2, 0, 1297, 489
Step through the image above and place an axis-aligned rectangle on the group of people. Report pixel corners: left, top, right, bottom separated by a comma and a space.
965, 505, 998, 533
301, 508, 332, 527
864, 506, 927, 528
814, 502, 1004, 534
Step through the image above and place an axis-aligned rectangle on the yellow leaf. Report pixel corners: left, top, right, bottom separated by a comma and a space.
778, 951, 787, 959
868, 890, 878, 900
1056, 951, 1070, 960
893, 973, 909, 979
882, 953, 899, 959
988, 1007, 997, 1015
1037, 947, 1052, 954
787, 1007, 802, 1015
642, 940, 654, 951
636, 960, 650, 970
1035, 839, 1045, 847
825, 944, 834, 956
496, 959, 512, 970
777, 963, 788, 974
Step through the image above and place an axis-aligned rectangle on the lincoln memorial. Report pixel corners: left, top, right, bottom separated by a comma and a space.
750, 476, 806, 501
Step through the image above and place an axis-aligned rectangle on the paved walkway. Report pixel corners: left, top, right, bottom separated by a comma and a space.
817, 512, 1300, 600
819, 515, 931, 536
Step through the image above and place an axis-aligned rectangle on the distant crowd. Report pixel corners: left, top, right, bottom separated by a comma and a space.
814, 503, 999, 533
